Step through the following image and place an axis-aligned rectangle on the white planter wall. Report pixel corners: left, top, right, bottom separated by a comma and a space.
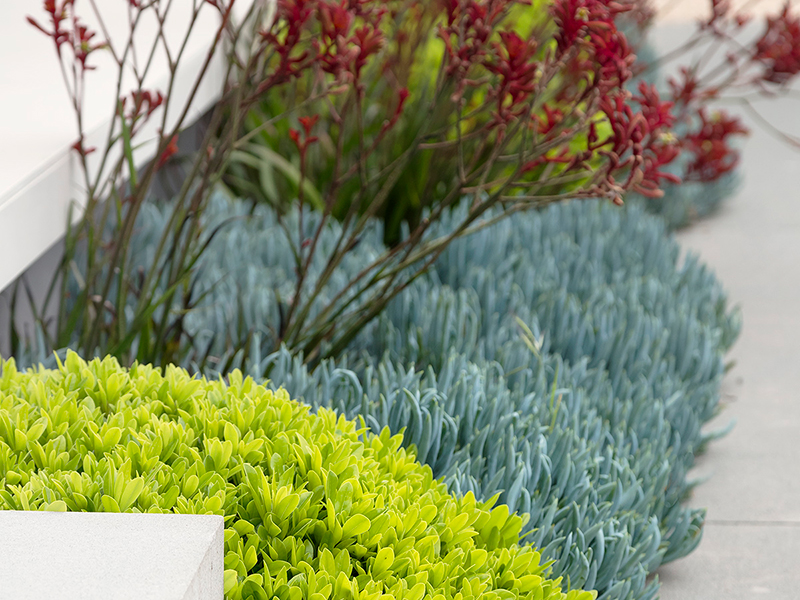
0, 511, 224, 600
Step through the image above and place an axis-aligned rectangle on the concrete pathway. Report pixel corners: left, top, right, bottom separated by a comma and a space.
654, 33, 800, 599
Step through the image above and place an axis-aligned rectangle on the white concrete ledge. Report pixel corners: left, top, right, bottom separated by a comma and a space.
0, 511, 224, 600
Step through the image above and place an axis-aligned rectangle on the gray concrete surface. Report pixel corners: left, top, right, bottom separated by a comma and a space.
0, 511, 224, 600
660, 523, 800, 597
654, 34, 800, 599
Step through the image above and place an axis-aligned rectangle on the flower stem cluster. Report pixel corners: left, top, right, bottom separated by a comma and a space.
19, 0, 800, 367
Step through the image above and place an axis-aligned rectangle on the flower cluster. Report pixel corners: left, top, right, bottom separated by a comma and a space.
485, 31, 540, 123
595, 84, 680, 200
666, 67, 748, 182
26, 0, 72, 55
668, 67, 715, 105
28, 0, 800, 213
28, 0, 105, 70
258, 0, 392, 93
438, 0, 526, 101
257, 0, 319, 90
552, 0, 636, 94
753, 2, 800, 84
289, 115, 320, 160
254, 0, 799, 202
683, 109, 748, 182
316, 0, 387, 83
125, 89, 164, 122
665, 2, 800, 183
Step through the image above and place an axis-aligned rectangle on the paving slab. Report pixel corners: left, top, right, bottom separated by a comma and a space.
0, 511, 224, 600
659, 523, 800, 599
665, 129, 800, 525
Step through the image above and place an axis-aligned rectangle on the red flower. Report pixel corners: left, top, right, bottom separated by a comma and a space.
68, 18, 106, 71
290, 115, 320, 159
316, 0, 386, 82
437, 0, 526, 100
535, 104, 565, 136
72, 137, 96, 157
595, 84, 682, 198
668, 67, 700, 105
156, 135, 179, 170
635, 141, 681, 197
352, 25, 385, 78
298, 114, 320, 136
634, 82, 675, 132
753, 2, 800, 84
591, 24, 635, 93
257, 0, 318, 92
486, 31, 539, 123
551, 0, 631, 54
551, 0, 635, 94
683, 109, 748, 182
29, 2, 105, 71
27, 0, 73, 56
633, 85, 682, 196
127, 89, 165, 121
319, 0, 354, 42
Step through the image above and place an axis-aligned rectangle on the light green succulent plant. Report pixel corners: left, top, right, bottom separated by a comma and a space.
0, 352, 595, 600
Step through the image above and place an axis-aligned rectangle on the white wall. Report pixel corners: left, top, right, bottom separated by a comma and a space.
0, 2, 255, 355
0, 511, 224, 600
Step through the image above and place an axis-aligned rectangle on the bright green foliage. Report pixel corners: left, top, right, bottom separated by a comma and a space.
0, 352, 595, 600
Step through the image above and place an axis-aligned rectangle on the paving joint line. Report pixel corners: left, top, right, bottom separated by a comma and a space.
705, 519, 800, 527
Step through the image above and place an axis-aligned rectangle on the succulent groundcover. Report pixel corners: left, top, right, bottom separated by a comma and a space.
9, 194, 739, 600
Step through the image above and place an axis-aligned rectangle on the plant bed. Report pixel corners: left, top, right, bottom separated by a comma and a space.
13, 0, 800, 598
19, 193, 738, 600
